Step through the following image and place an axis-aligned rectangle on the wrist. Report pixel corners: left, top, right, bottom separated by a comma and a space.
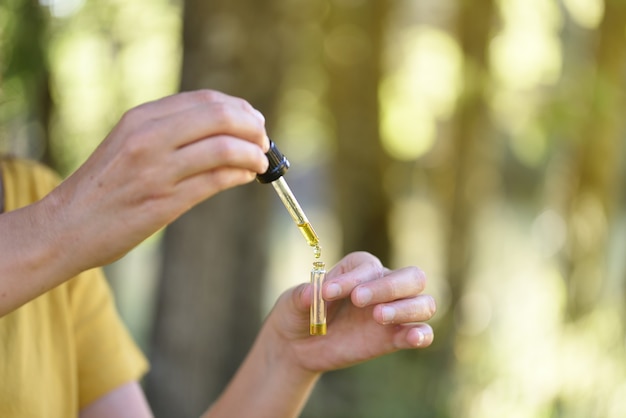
0, 194, 78, 315
30, 191, 86, 279
37, 188, 83, 274
204, 320, 320, 418
258, 319, 321, 386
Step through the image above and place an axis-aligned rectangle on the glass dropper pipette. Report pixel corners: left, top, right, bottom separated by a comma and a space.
271, 177, 322, 259
256, 141, 322, 259
257, 140, 326, 335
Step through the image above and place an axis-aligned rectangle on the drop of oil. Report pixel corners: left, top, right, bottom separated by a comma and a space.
313, 244, 322, 259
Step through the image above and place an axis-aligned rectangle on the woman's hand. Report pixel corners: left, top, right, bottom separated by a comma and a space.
46, 90, 269, 271
264, 252, 436, 374
204, 251, 435, 418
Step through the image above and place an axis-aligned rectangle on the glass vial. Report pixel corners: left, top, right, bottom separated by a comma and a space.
310, 261, 327, 335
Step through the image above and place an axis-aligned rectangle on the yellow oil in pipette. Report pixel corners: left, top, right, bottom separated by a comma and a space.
297, 222, 322, 259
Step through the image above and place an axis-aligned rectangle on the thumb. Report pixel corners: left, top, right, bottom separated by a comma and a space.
289, 283, 312, 312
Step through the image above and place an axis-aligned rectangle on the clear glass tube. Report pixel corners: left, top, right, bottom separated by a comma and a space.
310, 261, 327, 335
271, 177, 307, 225
272, 177, 321, 258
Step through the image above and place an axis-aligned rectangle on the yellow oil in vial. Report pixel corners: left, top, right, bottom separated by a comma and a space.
310, 323, 327, 336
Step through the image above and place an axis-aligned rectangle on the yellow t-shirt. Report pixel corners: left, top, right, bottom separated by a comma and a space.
0, 157, 149, 417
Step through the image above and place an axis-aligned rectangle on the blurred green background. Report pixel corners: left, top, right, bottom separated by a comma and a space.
2, 0, 626, 417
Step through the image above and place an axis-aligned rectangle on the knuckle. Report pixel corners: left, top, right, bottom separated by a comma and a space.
120, 105, 148, 127
210, 102, 237, 130
121, 122, 160, 162
364, 255, 384, 274
234, 97, 253, 110
211, 169, 254, 192
196, 89, 222, 103
124, 128, 151, 157
406, 266, 427, 288
211, 138, 238, 162
194, 89, 252, 112
407, 265, 426, 280
423, 295, 437, 318
353, 251, 381, 264
387, 276, 402, 299
207, 167, 230, 186
406, 296, 436, 321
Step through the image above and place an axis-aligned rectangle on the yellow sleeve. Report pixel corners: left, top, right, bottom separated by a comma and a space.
68, 262, 150, 408
1, 157, 61, 210
1, 157, 149, 409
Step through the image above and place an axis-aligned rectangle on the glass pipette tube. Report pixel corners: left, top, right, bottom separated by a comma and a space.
271, 177, 322, 258
310, 261, 327, 335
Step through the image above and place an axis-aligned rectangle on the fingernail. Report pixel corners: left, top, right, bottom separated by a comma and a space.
411, 329, 425, 347
356, 287, 373, 306
259, 134, 271, 152
381, 306, 396, 324
416, 330, 425, 346
326, 283, 341, 299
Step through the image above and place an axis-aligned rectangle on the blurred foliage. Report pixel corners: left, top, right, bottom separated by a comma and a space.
1, 0, 181, 174
2, 0, 626, 417
0, 0, 50, 160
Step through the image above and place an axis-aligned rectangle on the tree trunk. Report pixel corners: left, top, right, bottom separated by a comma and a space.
301, 2, 391, 417
562, 0, 626, 319
442, 0, 497, 316
144, 1, 286, 417
425, 0, 497, 414
324, 0, 392, 266
0, 0, 52, 165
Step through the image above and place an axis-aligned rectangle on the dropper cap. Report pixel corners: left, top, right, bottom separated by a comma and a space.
256, 140, 290, 184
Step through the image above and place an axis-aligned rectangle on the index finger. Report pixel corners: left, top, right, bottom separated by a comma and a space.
153, 101, 268, 151
323, 252, 386, 300
126, 90, 266, 132
351, 266, 428, 308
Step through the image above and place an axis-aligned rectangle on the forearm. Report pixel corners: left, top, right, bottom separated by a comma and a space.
0, 194, 82, 316
202, 324, 320, 418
